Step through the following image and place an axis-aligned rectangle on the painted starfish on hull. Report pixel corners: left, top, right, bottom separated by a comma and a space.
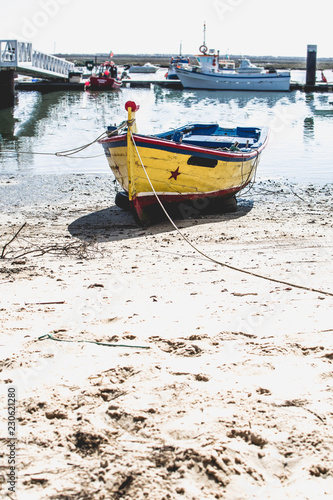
169, 167, 181, 180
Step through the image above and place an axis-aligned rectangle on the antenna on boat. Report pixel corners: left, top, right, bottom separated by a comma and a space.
199, 22, 208, 54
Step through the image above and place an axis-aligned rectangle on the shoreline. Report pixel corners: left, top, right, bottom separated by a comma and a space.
58, 54, 333, 71
1, 175, 333, 498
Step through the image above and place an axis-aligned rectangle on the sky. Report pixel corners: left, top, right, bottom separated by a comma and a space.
1, 0, 332, 58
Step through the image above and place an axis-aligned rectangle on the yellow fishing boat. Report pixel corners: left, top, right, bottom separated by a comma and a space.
99, 101, 269, 225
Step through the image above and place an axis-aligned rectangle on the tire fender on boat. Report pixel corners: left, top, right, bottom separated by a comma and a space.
115, 191, 130, 211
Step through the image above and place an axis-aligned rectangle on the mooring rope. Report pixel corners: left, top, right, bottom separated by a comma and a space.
0, 121, 128, 159
129, 129, 333, 298
38, 333, 149, 349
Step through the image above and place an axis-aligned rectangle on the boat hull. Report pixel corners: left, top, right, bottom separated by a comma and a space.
128, 65, 158, 74
175, 68, 290, 91
88, 76, 122, 90
100, 130, 267, 224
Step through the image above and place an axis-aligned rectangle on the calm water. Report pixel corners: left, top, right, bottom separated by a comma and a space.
0, 70, 332, 184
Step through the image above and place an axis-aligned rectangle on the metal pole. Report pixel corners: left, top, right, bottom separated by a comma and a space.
306, 44, 317, 86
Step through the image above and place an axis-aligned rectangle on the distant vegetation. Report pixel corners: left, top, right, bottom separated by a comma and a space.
57, 53, 333, 70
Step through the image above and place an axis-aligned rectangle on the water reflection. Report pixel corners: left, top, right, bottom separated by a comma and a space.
303, 117, 315, 143
0, 86, 332, 182
0, 91, 80, 139
154, 87, 296, 109
0, 106, 17, 140
85, 90, 122, 127
0, 89, 125, 174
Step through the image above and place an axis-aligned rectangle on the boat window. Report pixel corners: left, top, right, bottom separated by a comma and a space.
187, 156, 218, 168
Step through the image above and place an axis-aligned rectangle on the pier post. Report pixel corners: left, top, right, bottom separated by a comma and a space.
306, 45, 317, 86
0, 70, 15, 109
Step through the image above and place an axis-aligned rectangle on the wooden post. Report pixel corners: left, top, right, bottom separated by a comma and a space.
0, 70, 15, 109
306, 45, 317, 86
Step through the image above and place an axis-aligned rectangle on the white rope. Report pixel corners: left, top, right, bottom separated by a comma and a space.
0, 121, 128, 159
129, 129, 333, 297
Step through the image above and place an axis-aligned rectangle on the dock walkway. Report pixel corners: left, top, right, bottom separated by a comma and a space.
14, 79, 332, 93
0, 40, 74, 79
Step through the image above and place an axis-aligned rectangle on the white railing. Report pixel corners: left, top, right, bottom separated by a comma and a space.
0, 40, 74, 77
18, 42, 32, 63
0, 40, 19, 65
31, 50, 74, 76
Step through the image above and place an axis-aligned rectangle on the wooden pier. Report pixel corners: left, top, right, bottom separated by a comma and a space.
290, 82, 333, 93
14, 78, 183, 92
15, 81, 85, 92
14, 79, 332, 93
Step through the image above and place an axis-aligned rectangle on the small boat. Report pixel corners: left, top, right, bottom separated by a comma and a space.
86, 61, 122, 90
237, 58, 264, 74
99, 101, 269, 225
166, 55, 190, 80
128, 63, 159, 74
68, 70, 83, 83
165, 43, 191, 80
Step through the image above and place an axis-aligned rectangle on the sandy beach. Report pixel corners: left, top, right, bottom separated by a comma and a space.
0, 173, 333, 499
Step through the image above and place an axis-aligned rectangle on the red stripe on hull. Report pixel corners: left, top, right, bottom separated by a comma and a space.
100, 133, 268, 160
134, 185, 242, 209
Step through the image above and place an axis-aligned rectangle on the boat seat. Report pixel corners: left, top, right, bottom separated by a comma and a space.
182, 135, 255, 149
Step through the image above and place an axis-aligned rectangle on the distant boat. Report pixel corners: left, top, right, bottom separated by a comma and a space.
99, 101, 269, 225
86, 61, 122, 90
237, 58, 264, 74
166, 55, 190, 80
165, 43, 190, 79
68, 70, 83, 83
128, 63, 159, 74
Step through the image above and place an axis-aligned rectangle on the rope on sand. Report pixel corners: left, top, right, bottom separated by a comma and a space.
130, 129, 333, 298
38, 334, 150, 349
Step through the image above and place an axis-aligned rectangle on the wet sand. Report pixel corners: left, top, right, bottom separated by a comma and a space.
0, 174, 333, 499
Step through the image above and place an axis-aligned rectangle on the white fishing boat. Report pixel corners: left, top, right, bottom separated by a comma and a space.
175, 25, 290, 91
175, 47, 291, 91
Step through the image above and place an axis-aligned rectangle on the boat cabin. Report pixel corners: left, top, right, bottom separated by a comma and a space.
195, 49, 235, 73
